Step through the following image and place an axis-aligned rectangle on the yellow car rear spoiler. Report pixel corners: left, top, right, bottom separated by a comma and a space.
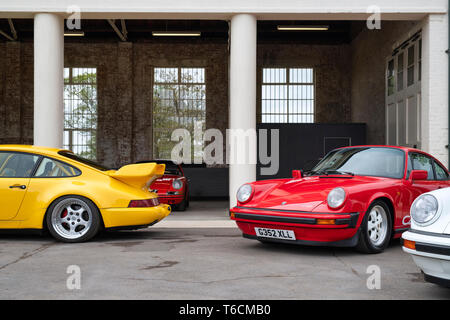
107, 163, 166, 190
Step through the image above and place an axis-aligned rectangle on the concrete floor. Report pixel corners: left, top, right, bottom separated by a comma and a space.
0, 201, 449, 299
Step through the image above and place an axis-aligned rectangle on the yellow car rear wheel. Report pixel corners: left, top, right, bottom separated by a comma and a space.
46, 195, 101, 243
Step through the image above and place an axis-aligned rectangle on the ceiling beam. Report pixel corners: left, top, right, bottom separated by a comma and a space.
8, 18, 17, 40
0, 29, 14, 41
0, 18, 18, 41
107, 19, 127, 41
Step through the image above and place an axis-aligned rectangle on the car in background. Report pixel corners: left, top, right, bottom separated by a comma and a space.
230, 145, 450, 253
137, 159, 189, 211
0, 145, 171, 243
402, 188, 450, 287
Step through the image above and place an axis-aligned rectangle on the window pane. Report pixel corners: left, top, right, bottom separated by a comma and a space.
388, 59, 395, 77
34, 157, 81, 177
181, 68, 205, 83
411, 153, 434, 180
154, 68, 178, 83
262, 68, 286, 83
407, 66, 414, 86
407, 46, 415, 86
261, 68, 314, 124
397, 53, 404, 91
0, 152, 39, 178
63, 67, 97, 160
408, 46, 415, 65
153, 67, 206, 162
434, 162, 448, 181
290, 68, 313, 83
418, 40, 422, 81
387, 59, 395, 96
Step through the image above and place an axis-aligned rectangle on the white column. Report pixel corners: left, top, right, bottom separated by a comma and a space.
229, 14, 257, 207
421, 13, 449, 166
34, 13, 64, 148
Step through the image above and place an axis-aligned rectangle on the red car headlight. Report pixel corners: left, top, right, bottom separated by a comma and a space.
327, 187, 346, 209
237, 184, 254, 204
172, 179, 183, 190
128, 198, 160, 208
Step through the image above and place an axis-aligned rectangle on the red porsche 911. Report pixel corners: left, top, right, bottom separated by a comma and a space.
138, 160, 189, 211
230, 146, 450, 253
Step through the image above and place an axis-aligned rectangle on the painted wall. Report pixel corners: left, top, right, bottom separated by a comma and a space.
1, 0, 446, 19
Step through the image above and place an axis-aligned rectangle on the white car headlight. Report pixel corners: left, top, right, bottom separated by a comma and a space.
237, 184, 253, 203
172, 179, 183, 190
411, 194, 439, 225
327, 187, 346, 209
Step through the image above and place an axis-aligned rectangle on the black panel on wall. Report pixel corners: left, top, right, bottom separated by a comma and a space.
183, 167, 229, 199
183, 123, 366, 198
256, 123, 367, 181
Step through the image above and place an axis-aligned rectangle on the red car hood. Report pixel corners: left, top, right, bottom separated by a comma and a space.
243, 175, 388, 212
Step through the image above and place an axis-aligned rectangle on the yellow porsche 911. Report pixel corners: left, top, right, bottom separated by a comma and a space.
0, 145, 171, 242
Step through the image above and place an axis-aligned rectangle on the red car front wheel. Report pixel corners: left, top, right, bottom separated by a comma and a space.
356, 200, 392, 254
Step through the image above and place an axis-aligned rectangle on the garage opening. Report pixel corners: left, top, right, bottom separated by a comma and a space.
0, 18, 424, 218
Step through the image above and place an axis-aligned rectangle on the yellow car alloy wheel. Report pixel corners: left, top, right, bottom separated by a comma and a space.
46, 196, 101, 243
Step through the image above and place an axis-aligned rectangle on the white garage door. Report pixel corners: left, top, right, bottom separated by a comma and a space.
386, 32, 422, 148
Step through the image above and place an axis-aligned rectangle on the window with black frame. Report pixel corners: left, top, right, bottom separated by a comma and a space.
261, 67, 314, 123
63, 67, 98, 160
152, 67, 206, 162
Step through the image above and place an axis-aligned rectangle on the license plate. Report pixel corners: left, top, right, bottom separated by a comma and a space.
254, 227, 296, 241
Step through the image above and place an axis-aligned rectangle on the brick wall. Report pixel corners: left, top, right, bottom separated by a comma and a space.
1, 40, 357, 167
0, 41, 229, 168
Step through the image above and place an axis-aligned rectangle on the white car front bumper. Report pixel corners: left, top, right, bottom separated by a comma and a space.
402, 229, 450, 287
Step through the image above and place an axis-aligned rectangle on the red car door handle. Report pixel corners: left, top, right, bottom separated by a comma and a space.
9, 184, 26, 190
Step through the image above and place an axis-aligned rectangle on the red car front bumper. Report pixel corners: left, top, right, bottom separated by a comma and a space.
230, 206, 361, 247
158, 194, 185, 206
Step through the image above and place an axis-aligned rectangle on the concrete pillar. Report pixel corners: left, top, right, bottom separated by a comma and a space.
229, 14, 257, 207
421, 13, 449, 166
34, 13, 64, 148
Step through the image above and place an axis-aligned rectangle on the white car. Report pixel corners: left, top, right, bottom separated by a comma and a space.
402, 188, 450, 287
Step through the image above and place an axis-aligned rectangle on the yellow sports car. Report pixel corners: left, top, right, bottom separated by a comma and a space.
0, 145, 171, 242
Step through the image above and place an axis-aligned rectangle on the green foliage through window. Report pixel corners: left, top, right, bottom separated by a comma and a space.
63, 68, 98, 160
153, 67, 206, 161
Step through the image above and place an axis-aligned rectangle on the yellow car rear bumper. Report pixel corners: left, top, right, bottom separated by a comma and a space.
101, 204, 171, 228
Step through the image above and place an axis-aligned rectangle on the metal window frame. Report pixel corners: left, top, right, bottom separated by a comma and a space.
63, 67, 98, 160
260, 67, 315, 124
152, 66, 207, 161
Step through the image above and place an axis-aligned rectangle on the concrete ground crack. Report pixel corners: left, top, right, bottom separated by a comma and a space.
0, 243, 54, 271
125, 274, 301, 284
332, 249, 362, 279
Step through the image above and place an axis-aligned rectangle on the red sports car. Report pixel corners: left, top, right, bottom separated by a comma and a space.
230, 146, 450, 253
138, 160, 189, 211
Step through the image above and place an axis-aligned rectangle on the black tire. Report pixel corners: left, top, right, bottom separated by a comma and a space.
174, 199, 187, 211
46, 195, 101, 243
185, 193, 190, 208
173, 191, 189, 211
356, 200, 393, 254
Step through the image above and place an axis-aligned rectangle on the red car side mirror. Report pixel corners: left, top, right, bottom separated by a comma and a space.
409, 170, 428, 182
292, 170, 303, 179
